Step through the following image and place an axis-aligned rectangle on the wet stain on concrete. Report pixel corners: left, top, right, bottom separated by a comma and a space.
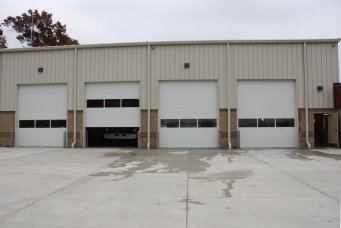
190, 200, 205, 205
178, 197, 205, 205
286, 150, 341, 161
219, 151, 246, 163
104, 151, 134, 157
89, 150, 253, 202
89, 172, 114, 177
190, 170, 253, 198
188, 151, 245, 174
90, 150, 252, 200
198, 179, 216, 184
222, 180, 235, 197
222, 154, 233, 163
168, 151, 188, 155
190, 170, 253, 180
90, 151, 190, 180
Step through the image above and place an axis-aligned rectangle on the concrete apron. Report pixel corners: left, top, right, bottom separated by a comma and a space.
0, 148, 340, 228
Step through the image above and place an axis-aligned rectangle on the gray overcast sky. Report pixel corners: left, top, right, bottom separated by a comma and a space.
1, 0, 341, 76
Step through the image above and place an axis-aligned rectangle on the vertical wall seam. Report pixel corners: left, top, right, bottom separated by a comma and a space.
71, 48, 78, 148
147, 45, 151, 149
227, 43, 231, 149
304, 43, 311, 149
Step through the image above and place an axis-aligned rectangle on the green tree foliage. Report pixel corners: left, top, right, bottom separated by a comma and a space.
2, 9, 79, 47
0, 24, 7, 48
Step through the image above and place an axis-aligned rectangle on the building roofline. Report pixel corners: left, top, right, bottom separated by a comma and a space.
1, 38, 340, 53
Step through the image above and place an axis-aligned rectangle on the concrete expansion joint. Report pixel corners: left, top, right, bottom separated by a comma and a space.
0, 148, 62, 163
246, 151, 340, 203
1, 152, 122, 219
1, 197, 45, 219
185, 152, 189, 228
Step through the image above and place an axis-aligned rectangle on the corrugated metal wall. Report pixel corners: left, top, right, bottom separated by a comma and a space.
0, 41, 339, 111
76, 46, 147, 109
0, 50, 74, 111
306, 43, 339, 108
150, 44, 225, 109
229, 43, 305, 108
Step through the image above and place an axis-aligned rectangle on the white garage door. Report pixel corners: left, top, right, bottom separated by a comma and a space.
159, 81, 218, 148
237, 80, 297, 148
18, 84, 67, 147
85, 82, 140, 127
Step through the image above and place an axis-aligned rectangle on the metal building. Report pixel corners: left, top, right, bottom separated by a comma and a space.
0, 39, 340, 149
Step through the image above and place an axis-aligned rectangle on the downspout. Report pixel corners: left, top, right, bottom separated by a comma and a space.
71, 48, 78, 148
147, 45, 151, 149
303, 43, 311, 149
227, 43, 231, 149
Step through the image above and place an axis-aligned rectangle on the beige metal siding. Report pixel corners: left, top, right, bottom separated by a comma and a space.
306, 43, 339, 108
0, 50, 74, 111
77, 46, 147, 109
0, 41, 339, 112
150, 44, 226, 109
229, 43, 305, 108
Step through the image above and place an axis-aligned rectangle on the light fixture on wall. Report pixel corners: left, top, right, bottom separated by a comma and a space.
317, 86, 323, 91
184, 63, 190, 68
38, 68, 43, 73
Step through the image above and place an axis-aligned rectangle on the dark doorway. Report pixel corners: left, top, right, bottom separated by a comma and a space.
86, 127, 139, 148
314, 114, 328, 147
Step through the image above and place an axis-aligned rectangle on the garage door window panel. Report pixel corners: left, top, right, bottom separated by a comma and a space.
122, 99, 139, 107
239, 119, 257, 127
180, 119, 197, 128
198, 119, 217, 128
276, 118, 295, 127
51, 120, 67, 128
105, 99, 120, 108
19, 120, 35, 128
258, 119, 275, 127
36, 120, 50, 128
87, 99, 104, 108
161, 119, 179, 128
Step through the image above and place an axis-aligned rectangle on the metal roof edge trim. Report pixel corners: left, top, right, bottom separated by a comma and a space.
0, 38, 340, 53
